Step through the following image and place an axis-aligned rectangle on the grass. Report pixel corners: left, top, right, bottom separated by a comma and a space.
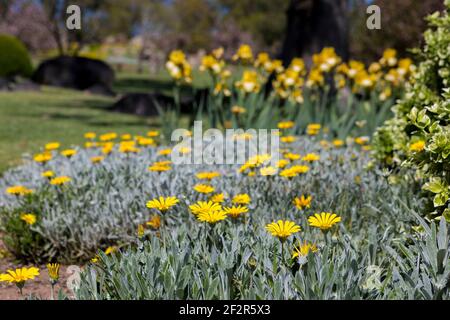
0, 86, 159, 173
0, 70, 210, 174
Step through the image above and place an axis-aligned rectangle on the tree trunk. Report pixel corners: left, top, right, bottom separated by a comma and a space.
280, 0, 349, 64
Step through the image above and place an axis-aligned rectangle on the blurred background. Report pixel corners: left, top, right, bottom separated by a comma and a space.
1, 0, 444, 67
0, 0, 445, 172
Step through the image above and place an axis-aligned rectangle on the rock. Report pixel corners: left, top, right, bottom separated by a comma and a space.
110, 89, 210, 116
32, 56, 115, 95
110, 93, 172, 116
86, 84, 116, 97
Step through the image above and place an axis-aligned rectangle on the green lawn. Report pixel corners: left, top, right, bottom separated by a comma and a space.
0, 86, 159, 173
0, 70, 210, 174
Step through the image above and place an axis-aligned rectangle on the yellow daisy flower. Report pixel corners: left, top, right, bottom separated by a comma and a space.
20, 213, 37, 225
266, 220, 301, 241
197, 210, 227, 224
232, 194, 251, 205
193, 184, 215, 194
196, 172, 221, 180
189, 201, 222, 216
292, 241, 318, 259
308, 212, 341, 231
223, 205, 248, 218
293, 195, 312, 210
146, 196, 179, 212
50, 176, 71, 186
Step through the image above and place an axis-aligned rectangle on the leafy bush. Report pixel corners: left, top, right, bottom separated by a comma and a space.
372, 2, 450, 220
0, 34, 33, 78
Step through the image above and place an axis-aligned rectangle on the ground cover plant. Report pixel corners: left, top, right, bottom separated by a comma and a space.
0, 128, 448, 299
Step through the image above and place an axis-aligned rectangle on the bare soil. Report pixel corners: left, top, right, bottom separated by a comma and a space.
0, 239, 76, 300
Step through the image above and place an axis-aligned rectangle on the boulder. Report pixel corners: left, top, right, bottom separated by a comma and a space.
32, 56, 115, 96
110, 93, 173, 116
110, 89, 210, 116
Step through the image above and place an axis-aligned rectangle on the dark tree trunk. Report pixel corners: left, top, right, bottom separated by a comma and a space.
280, 0, 350, 64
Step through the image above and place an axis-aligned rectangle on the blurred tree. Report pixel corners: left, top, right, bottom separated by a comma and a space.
280, 0, 350, 64
217, 0, 290, 51
350, 0, 445, 61
172, 0, 217, 52
0, 0, 56, 53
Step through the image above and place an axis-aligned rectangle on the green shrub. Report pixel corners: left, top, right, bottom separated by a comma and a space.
372, 1, 450, 220
0, 34, 33, 78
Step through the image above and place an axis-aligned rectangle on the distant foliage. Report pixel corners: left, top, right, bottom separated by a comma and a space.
350, 0, 445, 61
0, 34, 33, 78
373, 2, 450, 220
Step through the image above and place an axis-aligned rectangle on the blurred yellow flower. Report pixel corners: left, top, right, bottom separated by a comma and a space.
232, 44, 253, 63
46, 263, 60, 283
355, 136, 370, 145
276, 159, 290, 168
42, 171, 55, 179
121, 134, 132, 140
6, 185, 33, 196
284, 153, 301, 161
260, 166, 277, 176
281, 136, 296, 143
277, 121, 295, 130
231, 105, 247, 114
293, 195, 312, 210
99, 132, 118, 142
292, 241, 318, 259
137, 138, 155, 147
50, 176, 71, 186
147, 215, 161, 229
105, 246, 118, 255
158, 148, 172, 156
290, 165, 310, 174
280, 168, 298, 179
193, 184, 215, 194
148, 164, 171, 172
306, 123, 321, 136
232, 194, 251, 205
147, 131, 160, 137
302, 153, 320, 162
210, 193, 225, 203
45, 142, 60, 151
410, 141, 425, 152
196, 171, 221, 180
34, 152, 52, 164
137, 224, 145, 237
197, 210, 227, 224
84, 132, 96, 139
20, 213, 37, 225
146, 196, 179, 212
333, 139, 345, 147
91, 156, 105, 163
223, 205, 248, 218
61, 149, 77, 158
189, 201, 222, 216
